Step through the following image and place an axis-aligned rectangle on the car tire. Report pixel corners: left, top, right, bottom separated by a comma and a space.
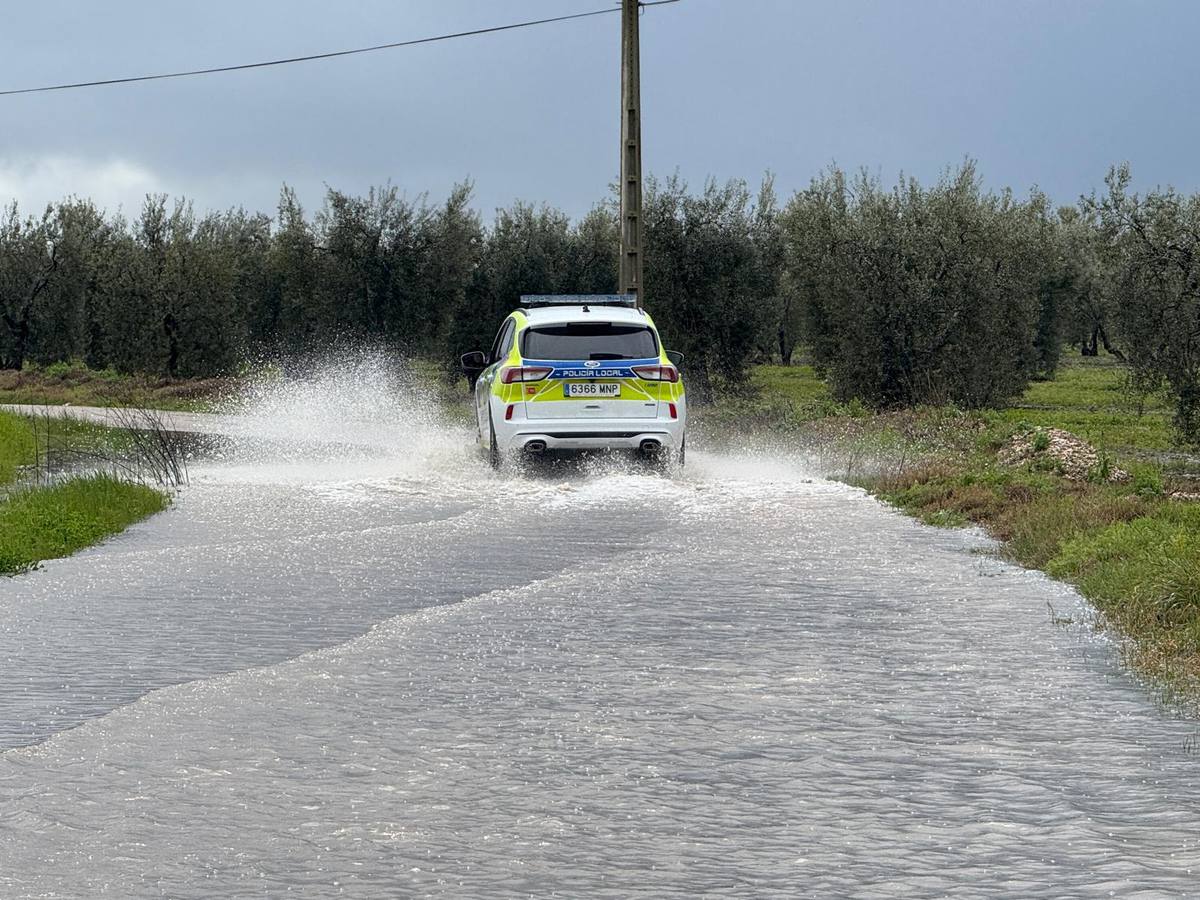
488, 410, 503, 470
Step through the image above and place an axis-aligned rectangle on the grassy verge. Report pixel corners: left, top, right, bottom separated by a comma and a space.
0, 360, 232, 411
0, 475, 169, 575
1, 409, 173, 576
0, 410, 37, 485
703, 354, 1200, 701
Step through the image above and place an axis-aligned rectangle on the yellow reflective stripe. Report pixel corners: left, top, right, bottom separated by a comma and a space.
489, 308, 685, 403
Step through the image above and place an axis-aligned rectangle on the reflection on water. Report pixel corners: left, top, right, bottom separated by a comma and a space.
0, 359, 1197, 897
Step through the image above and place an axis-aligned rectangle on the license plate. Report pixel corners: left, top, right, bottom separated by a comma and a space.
565, 382, 621, 398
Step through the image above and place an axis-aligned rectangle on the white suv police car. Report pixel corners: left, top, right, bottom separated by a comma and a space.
460, 295, 687, 467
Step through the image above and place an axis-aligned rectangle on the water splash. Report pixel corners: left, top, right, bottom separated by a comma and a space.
204, 350, 476, 483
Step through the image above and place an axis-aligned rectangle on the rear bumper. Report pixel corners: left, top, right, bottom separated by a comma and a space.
494, 409, 686, 453
515, 430, 679, 452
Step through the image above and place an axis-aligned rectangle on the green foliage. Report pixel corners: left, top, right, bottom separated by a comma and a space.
782, 162, 1058, 409
1048, 505, 1200, 668
0, 161, 1198, 445
447, 200, 614, 361
0, 475, 168, 575
1089, 165, 1200, 444
997, 490, 1147, 569
1051, 204, 1122, 363
1017, 355, 1159, 410
1127, 463, 1165, 498
699, 363, 851, 432
0, 410, 37, 484
43, 359, 76, 378
642, 175, 780, 394
1087, 453, 1113, 484
0, 175, 786, 391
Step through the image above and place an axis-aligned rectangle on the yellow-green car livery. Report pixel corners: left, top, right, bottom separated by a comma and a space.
460, 295, 687, 468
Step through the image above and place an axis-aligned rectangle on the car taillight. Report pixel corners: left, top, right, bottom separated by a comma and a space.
668, 402, 678, 420
500, 366, 552, 384
632, 364, 679, 383
505, 404, 514, 420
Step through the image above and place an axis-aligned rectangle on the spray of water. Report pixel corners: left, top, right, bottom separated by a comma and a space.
189, 348, 825, 495
199, 350, 475, 484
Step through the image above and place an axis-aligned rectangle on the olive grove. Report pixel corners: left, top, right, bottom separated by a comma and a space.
2, 163, 1197, 442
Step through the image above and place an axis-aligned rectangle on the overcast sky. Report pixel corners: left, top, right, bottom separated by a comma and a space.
2, 0, 1198, 223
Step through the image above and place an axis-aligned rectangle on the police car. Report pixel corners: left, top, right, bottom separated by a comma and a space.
460, 295, 687, 468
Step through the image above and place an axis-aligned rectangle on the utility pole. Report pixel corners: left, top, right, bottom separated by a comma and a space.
619, 0, 644, 309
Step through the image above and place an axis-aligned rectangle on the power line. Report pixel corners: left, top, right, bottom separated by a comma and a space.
0, 1, 680, 98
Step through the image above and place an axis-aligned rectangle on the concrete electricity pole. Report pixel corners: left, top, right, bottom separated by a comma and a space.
619, 0, 644, 309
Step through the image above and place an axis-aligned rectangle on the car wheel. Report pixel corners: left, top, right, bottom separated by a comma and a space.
488, 410, 503, 470
678, 436, 686, 468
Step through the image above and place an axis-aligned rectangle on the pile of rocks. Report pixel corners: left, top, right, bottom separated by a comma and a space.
999, 427, 1131, 483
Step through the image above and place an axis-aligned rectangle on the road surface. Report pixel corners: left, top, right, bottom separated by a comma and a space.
0, 390, 1197, 897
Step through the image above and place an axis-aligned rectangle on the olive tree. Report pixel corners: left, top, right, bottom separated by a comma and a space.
1090, 165, 1200, 443
642, 175, 778, 393
782, 163, 1055, 408
0, 204, 61, 370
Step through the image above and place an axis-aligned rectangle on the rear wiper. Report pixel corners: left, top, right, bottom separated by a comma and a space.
587, 352, 626, 360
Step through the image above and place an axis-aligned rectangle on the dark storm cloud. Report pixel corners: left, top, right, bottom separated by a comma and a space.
2, 0, 1198, 220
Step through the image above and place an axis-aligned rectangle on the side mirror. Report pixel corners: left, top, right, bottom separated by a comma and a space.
460, 350, 487, 388
665, 350, 685, 368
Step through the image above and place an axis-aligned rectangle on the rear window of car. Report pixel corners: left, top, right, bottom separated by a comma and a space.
522, 323, 658, 361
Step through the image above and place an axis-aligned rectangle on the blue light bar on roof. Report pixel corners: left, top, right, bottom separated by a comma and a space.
519, 294, 638, 308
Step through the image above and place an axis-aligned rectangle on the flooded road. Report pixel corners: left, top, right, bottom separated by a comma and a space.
1, 365, 1197, 897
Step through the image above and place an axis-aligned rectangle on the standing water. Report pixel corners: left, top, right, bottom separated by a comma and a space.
0, 356, 1197, 897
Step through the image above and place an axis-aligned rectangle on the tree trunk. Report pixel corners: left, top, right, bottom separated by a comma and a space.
1097, 325, 1125, 361
778, 326, 793, 366
163, 313, 180, 377
1, 310, 31, 370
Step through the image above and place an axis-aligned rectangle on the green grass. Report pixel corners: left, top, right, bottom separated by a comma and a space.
1048, 504, 1200, 682
0, 474, 169, 576
1020, 357, 1153, 408
1, 408, 147, 483
992, 406, 1173, 452
751, 364, 835, 403
0, 410, 37, 485
2, 408, 173, 575
997, 355, 1174, 451
410, 357, 474, 424
732, 354, 1177, 452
